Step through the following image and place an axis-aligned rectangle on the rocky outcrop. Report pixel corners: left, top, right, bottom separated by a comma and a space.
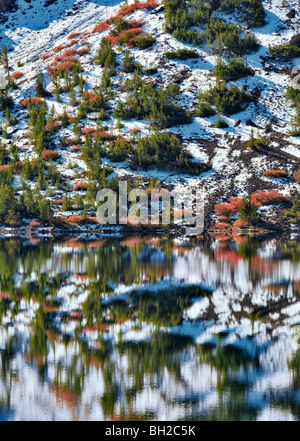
290, 33, 300, 48
286, 9, 296, 19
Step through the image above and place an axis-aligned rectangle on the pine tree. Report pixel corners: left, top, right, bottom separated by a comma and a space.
285, 194, 300, 223
248, 128, 256, 149
238, 195, 259, 225
35, 73, 46, 97
121, 51, 138, 73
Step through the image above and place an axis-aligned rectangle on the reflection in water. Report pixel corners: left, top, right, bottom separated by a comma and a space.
0, 236, 300, 420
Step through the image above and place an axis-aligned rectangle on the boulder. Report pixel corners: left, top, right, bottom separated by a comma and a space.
286, 9, 296, 19
290, 34, 300, 48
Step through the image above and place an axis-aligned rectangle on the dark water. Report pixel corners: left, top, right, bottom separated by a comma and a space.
0, 236, 300, 421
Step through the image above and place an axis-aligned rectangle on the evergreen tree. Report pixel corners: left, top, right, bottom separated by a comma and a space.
238, 195, 259, 225
35, 73, 47, 97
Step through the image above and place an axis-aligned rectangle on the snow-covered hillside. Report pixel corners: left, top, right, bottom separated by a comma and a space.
0, 0, 300, 235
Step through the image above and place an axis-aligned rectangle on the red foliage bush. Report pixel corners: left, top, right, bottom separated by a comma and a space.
81, 41, 90, 46
0, 165, 9, 170
69, 39, 79, 46
45, 122, 60, 133
53, 45, 66, 52
21, 97, 43, 108
115, 0, 157, 19
127, 127, 141, 133
92, 21, 110, 33
262, 170, 288, 178
11, 72, 24, 80
294, 169, 300, 183
42, 150, 60, 161
70, 145, 82, 152
215, 203, 236, 216
128, 19, 146, 27
251, 191, 286, 206
229, 197, 243, 210
82, 90, 101, 104
81, 127, 111, 139
74, 181, 89, 190
105, 28, 143, 46
64, 215, 97, 225
62, 48, 77, 57
77, 47, 90, 56
50, 61, 76, 75
29, 220, 41, 228
54, 199, 64, 205
68, 32, 81, 39
41, 54, 51, 60
81, 127, 96, 135
214, 197, 242, 216
0, 292, 10, 299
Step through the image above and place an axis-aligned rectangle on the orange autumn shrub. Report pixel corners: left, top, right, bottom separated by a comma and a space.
70, 145, 82, 152
29, 220, 41, 228
104, 1, 157, 27
62, 48, 77, 57
251, 190, 286, 206
21, 97, 43, 108
11, 72, 24, 80
77, 47, 90, 56
45, 122, 60, 133
51, 61, 76, 75
105, 28, 143, 46
74, 181, 89, 190
64, 215, 97, 225
42, 150, 60, 161
81, 127, 96, 135
262, 170, 288, 178
112, 0, 158, 21
92, 21, 110, 33
53, 45, 66, 52
68, 32, 81, 39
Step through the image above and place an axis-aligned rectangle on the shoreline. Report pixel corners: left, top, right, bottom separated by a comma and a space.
0, 222, 296, 241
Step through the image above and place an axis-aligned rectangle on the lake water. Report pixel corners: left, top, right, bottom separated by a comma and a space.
0, 235, 300, 421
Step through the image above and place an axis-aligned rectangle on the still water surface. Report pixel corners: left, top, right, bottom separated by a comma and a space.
1, 236, 300, 420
